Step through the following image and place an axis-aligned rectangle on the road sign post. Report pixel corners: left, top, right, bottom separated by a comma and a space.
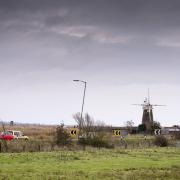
154, 129, 161, 136
113, 130, 121, 136
69, 128, 79, 137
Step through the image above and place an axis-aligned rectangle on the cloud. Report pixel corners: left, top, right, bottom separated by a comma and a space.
50, 24, 132, 45
156, 38, 180, 48
0, 0, 180, 77
0, 0, 179, 125
1, 0, 180, 35
51, 25, 95, 38
93, 33, 132, 44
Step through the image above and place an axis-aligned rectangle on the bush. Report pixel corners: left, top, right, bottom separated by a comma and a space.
151, 121, 161, 134
78, 136, 114, 149
55, 126, 71, 146
154, 136, 168, 147
138, 124, 146, 133
174, 132, 180, 140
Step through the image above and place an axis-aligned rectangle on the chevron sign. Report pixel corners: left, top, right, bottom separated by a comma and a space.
154, 129, 161, 135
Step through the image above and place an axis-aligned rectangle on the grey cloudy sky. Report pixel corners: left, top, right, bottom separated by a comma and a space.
0, 0, 179, 126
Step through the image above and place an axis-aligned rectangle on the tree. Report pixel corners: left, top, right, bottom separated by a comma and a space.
151, 121, 161, 134
125, 120, 134, 133
73, 113, 95, 137
1, 122, 8, 152
55, 124, 71, 146
138, 124, 146, 133
73, 113, 112, 148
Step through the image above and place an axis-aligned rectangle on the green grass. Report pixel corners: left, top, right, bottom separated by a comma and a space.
0, 148, 180, 179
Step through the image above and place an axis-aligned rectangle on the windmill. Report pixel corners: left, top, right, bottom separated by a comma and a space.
133, 89, 165, 132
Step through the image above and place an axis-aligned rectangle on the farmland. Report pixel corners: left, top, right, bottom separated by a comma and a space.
0, 124, 180, 179
0, 123, 178, 153
0, 148, 180, 179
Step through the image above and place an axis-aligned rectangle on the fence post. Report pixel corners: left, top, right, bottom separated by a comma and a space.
51, 143, 54, 151
23, 145, 26, 152
148, 140, 151, 147
0, 142, 1, 153
124, 141, 127, 149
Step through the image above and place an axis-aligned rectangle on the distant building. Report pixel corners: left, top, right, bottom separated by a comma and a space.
162, 127, 180, 135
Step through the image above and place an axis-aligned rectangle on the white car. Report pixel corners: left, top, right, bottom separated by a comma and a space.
7, 130, 29, 140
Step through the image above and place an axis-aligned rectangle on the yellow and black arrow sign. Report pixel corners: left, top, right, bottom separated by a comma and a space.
113, 130, 121, 136
70, 128, 79, 136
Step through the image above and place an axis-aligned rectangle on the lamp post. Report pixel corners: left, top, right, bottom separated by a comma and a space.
73, 80, 87, 120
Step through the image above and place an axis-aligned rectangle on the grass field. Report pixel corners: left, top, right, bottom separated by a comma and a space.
0, 148, 180, 180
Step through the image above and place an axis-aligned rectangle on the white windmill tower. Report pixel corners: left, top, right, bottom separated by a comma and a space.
133, 89, 165, 132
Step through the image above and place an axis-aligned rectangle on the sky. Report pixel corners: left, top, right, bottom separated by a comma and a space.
0, 0, 179, 126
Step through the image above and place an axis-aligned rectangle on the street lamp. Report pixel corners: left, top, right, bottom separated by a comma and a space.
73, 80, 87, 120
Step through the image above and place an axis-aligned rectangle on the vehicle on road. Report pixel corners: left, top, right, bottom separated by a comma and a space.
0, 131, 14, 141
6, 130, 29, 140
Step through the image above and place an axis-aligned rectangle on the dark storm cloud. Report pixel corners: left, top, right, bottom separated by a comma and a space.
1, 0, 180, 30
0, 0, 179, 32
0, 0, 180, 83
